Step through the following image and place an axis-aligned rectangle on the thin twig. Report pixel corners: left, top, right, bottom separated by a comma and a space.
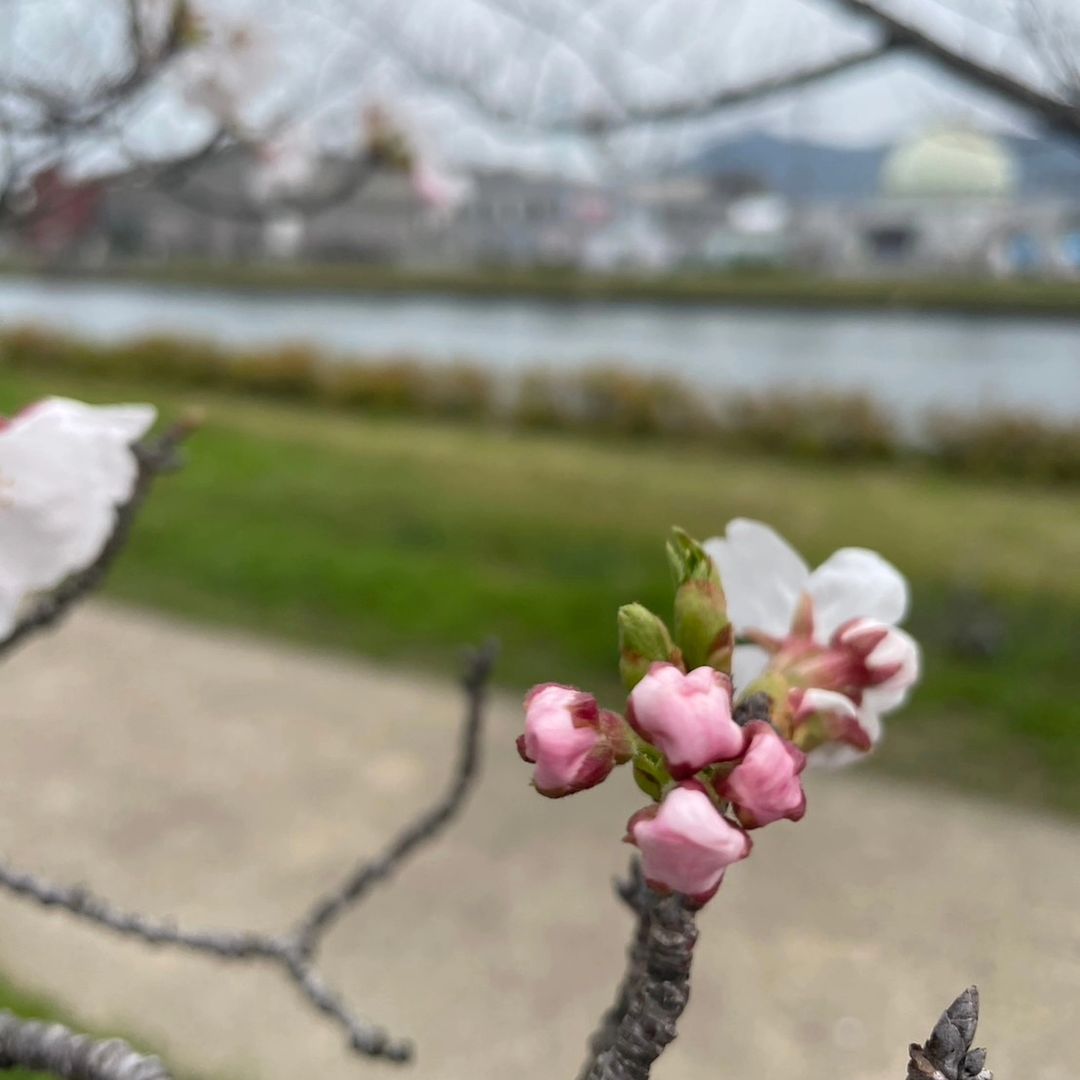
293, 640, 500, 958
0, 645, 497, 1063
0, 1011, 170, 1080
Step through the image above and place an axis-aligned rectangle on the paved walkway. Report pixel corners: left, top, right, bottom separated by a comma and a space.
0, 604, 1076, 1080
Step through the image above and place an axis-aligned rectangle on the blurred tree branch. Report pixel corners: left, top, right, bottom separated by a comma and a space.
0, 642, 497, 1061
0, 1011, 171, 1080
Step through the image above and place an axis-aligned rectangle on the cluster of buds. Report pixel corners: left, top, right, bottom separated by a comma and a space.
518, 523, 920, 907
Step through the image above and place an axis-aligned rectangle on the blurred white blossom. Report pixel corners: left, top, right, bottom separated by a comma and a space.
0, 397, 156, 636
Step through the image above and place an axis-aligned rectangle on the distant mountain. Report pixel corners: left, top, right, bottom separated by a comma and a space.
687, 131, 1080, 200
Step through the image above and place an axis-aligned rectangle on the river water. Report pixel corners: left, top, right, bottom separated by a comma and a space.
1, 275, 1078, 425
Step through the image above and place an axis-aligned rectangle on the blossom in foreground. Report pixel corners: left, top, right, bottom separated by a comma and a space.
627, 663, 744, 779
517, 523, 922, 907
626, 781, 752, 907
714, 721, 806, 829
517, 684, 631, 798
704, 518, 920, 758
0, 397, 156, 638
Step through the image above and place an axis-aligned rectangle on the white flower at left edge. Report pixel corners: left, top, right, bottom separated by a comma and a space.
704, 518, 920, 764
0, 397, 157, 636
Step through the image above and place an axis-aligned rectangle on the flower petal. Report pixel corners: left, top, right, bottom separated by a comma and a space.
704, 519, 809, 639
809, 706, 882, 769
807, 547, 909, 639
731, 643, 770, 692
0, 398, 156, 636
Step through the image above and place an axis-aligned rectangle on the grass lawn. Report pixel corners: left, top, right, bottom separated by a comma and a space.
1, 366, 1078, 817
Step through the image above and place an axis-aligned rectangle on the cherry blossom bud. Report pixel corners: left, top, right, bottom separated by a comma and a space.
666, 528, 733, 673
618, 603, 678, 690
518, 684, 631, 798
628, 663, 745, 779
714, 721, 806, 828
788, 687, 872, 754
833, 618, 920, 708
674, 578, 733, 673
626, 780, 752, 907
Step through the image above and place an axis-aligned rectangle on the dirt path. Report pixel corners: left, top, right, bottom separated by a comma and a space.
0, 603, 1075, 1080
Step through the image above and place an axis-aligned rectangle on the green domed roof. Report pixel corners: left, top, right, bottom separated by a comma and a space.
881, 128, 1017, 198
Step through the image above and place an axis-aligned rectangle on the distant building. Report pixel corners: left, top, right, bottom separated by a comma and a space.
793, 126, 1080, 278
6, 168, 105, 262
7, 124, 1080, 279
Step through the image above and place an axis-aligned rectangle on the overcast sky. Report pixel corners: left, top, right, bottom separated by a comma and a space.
6, 0, 1079, 177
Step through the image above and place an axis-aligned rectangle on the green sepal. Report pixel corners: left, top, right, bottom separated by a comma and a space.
666, 528, 732, 674
631, 743, 672, 803
618, 603, 678, 690
674, 579, 732, 674
665, 527, 716, 587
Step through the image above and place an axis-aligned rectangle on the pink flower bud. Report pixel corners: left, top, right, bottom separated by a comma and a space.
627, 663, 744, 779
833, 618, 920, 710
788, 687, 872, 753
518, 684, 630, 798
714, 721, 806, 829
626, 781, 752, 907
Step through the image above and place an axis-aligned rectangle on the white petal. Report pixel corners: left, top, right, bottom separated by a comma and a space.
807, 547, 909, 640
810, 707, 883, 769
864, 628, 921, 714
732, 644, 770, 693
30, 397, 156, 443
0, 398, 153, 631
704, 518, 810, 639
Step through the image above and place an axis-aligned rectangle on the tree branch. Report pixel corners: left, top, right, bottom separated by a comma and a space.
907, 986, 992, 1080
0, 644, 498, 1062
823, 0, 1080, 141
0, 1011, 170, 1080
576, 860, 654, 1080
293, 640, 499, 958
584, 861, 698, 1080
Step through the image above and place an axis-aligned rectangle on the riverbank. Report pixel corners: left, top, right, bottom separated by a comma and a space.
5, 327, 1080, 483
7, 258, 1080, 317
1, 364, 1077, 818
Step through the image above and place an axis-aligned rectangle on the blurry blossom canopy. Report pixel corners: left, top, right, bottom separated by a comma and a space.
4, 0, 1080, 214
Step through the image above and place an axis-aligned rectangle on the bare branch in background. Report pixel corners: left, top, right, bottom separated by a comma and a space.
821, 0, 1080, 140
158, 149, 379, 224
0, 1011, 171, 1080
294, 639, 499, 959
0, 644, 498, 1062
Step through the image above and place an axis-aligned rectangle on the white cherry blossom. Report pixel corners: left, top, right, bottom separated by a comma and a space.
705, 518, 920, 760
0, 397, 156, 637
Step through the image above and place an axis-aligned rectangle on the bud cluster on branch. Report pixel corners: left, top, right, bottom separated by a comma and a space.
518, 521, 920, 905
0, 392, 1003, 1080
519, 520, 922, 1071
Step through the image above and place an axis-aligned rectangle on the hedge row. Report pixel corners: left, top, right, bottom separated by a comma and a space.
3, 326, 1079, 483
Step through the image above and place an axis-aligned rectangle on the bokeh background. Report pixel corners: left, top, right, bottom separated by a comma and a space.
0, 2, 1078, 1078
